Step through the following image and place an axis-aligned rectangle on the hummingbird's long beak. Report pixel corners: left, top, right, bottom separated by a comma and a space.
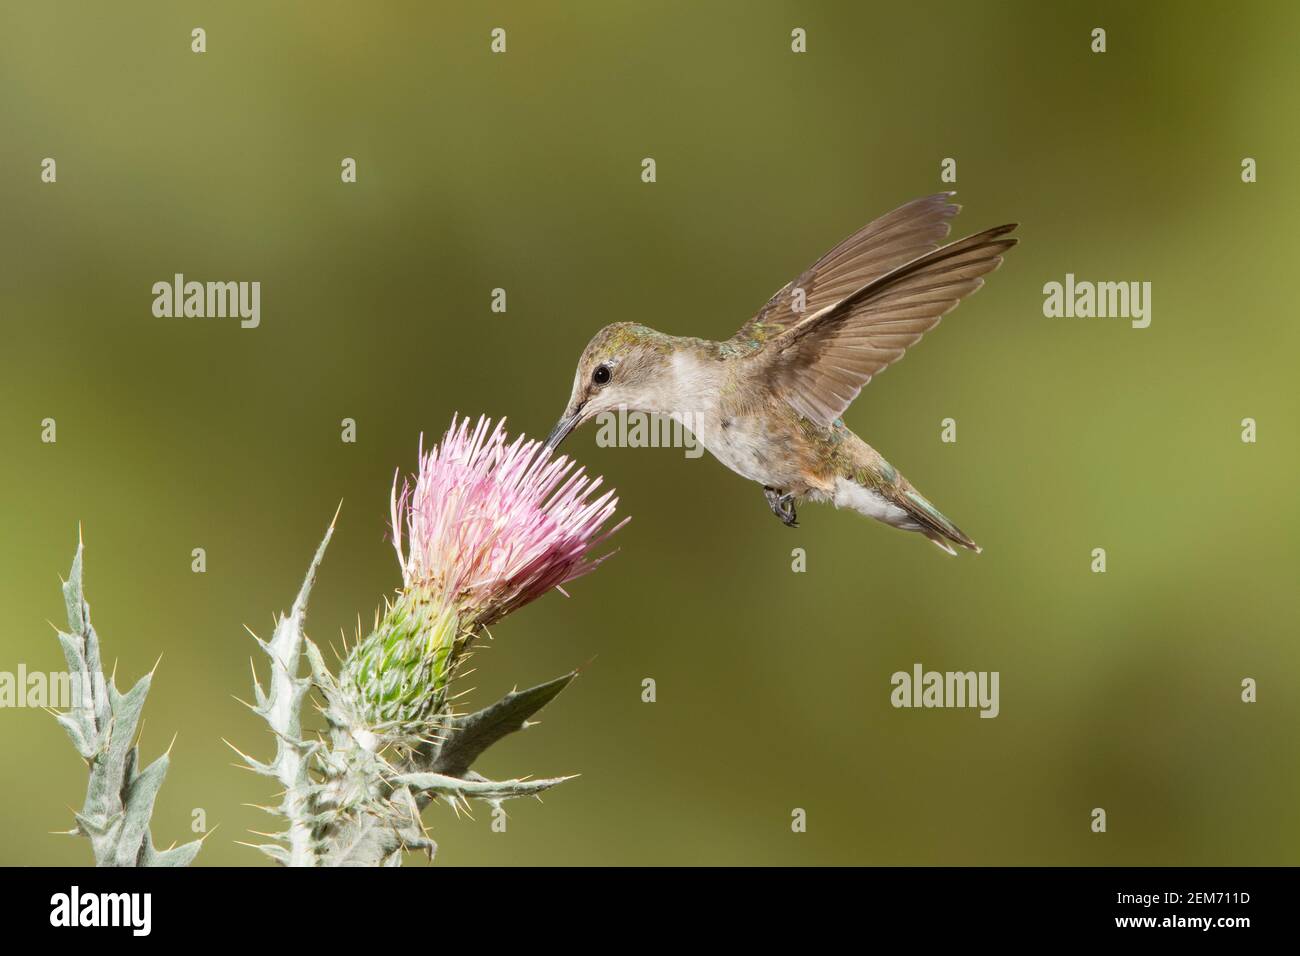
544, 404, 583, 454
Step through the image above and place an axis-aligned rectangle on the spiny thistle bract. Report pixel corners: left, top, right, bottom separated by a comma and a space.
241, 414, 626, 865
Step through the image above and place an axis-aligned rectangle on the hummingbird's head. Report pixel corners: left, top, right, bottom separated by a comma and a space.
544, 322, 675, 452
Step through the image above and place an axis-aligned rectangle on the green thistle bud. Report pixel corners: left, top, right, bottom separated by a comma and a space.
338, 588, 463, 750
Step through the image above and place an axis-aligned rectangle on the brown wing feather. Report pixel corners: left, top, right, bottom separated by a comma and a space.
729, 193, 962, 347
766, 223, 1018, 427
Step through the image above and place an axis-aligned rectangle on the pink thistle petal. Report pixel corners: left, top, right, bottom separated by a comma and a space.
391, 414, 626, 624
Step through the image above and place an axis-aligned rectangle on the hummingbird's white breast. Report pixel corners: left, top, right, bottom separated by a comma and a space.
660, 351, 804, 489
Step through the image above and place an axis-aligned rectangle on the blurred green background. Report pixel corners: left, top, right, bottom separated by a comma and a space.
2, 1, 1297, 866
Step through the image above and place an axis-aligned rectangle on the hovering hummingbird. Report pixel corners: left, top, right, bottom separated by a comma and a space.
544, 193, 1017, 555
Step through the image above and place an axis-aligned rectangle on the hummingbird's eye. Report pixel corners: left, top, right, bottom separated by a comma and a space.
592, 364, 611, 386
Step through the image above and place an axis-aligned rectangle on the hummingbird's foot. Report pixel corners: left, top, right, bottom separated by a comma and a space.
763, 486, 799, 528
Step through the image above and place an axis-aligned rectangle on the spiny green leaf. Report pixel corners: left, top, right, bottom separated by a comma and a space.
52, 537, 199, 866
395, 770, 575, 802
432, 671, 577, 777
141, 838, 202, 868
117, 753, 170, 866
55, 712, 95, 759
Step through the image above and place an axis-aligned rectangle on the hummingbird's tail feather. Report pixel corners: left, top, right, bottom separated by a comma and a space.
898, 488, 982, 556
828, 474, 981, 555
827, 431, 981, 554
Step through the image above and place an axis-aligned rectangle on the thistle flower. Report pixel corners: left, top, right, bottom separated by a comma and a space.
392, 414, 625, 626
339, 415, 626, 749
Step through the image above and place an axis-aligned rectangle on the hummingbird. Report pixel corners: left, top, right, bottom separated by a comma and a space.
543, 193, 1017, 555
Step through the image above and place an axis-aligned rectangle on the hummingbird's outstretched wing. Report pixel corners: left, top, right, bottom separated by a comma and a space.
728, 193, 961, 349
758, 223, 1018, 428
